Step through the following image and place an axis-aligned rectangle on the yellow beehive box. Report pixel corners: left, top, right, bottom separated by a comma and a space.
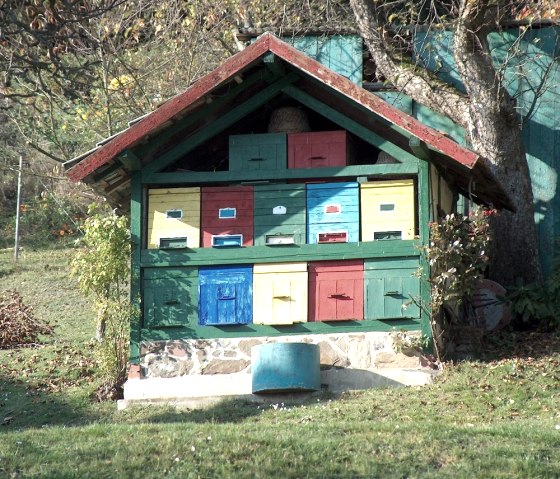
253, 263, 308, 325
360, 179, 415, 241
147, 187, 201, 249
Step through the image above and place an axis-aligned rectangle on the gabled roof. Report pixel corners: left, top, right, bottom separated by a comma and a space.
65, 32, 513, 210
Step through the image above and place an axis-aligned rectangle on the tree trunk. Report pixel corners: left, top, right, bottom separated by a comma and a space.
452, 0, 542, 286
464, 115, 541, 285
350, 0, 542, 286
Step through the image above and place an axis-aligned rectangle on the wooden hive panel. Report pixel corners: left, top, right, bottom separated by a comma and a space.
198, 266, 253, 326
143, 267, 198, 328
253, 184, 306, 246
147, 187, 200, 249
306, 182, 359, 244
360, 179, 415, 241
201, 186, 254, 247
308, 260, 364, 322
253, 263, 308, 325
288, 130, 353, 169
229, 133, 287, 172
364, 257, 420, 320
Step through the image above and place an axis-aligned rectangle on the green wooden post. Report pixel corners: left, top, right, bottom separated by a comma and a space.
418, 160, 432, 338
129, 171, 142, 364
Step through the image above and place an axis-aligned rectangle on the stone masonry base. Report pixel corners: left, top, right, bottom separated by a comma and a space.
121, 331, 438, 408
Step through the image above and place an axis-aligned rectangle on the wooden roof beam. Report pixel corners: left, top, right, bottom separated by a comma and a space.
135, 70, 269, 159
143, 71, 301, 175
283, 84, 419, 164
408, 138, 432, 161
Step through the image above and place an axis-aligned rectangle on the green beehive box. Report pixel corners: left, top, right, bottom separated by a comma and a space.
229, 133, 287, 172
364, 257, 420, 320
143, 267, 198, 328
254, 183, 306, 246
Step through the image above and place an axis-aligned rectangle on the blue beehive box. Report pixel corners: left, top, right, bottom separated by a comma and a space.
198, 265, 253, 325
306, 182, 359, 244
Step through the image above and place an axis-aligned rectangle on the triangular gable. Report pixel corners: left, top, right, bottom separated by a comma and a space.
66, 32, 512, 210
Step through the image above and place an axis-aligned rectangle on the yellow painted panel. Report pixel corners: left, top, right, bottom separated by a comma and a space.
147, 188, 200, 249
253, 266, 308, 325
361, 180, 415, 241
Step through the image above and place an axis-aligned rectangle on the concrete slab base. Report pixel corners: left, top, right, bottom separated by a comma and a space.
119, 366, 438, 410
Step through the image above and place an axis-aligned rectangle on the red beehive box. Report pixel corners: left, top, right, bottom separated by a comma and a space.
201, 186, 254, 247
288, 130, 353, 169
308, 259, 364, 322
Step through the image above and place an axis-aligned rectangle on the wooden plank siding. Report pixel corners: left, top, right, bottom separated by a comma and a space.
253, 263, 308, 325
147, 188, 200, 249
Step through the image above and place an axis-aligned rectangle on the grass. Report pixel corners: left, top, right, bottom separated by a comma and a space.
1, 247, 559, 478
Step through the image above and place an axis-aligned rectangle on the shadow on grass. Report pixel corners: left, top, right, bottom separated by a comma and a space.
2, 375, 317, 430
131, 389, 337, 425
143, 398, 266, 425
0, 376, 103, 431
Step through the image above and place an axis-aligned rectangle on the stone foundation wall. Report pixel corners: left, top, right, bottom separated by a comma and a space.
139, 332, 423, 379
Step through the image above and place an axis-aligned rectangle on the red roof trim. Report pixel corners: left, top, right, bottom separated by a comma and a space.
67, 34, 272, 181
68, 32, 478, 182
265, 35, 478, 168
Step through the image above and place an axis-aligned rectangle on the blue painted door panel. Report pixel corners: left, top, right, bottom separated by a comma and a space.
306, 182, 359, 243
198, 266, 253, 325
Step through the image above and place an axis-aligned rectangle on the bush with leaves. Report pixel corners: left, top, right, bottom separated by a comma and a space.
0, 290, 53, 348
71, 206, 133, 391
423, 208, 495, 360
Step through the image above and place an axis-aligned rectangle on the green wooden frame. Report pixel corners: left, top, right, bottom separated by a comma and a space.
141, 241, 419, 267
129, 70, 432, 348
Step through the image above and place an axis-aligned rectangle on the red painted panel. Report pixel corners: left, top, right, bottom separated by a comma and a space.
201, 186, 254, 247
308, 260, 364, 322
288, 131, 350, 169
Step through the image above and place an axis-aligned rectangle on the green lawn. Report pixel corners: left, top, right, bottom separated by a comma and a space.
1, 248, 559, 478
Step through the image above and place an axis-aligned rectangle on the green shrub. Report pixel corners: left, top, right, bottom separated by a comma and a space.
71, 206, 132, 393
423, 208, 494, 360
